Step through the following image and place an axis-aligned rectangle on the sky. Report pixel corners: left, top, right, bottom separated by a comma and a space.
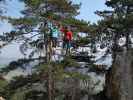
0, 0, 109, 62
74, 0, 108, 23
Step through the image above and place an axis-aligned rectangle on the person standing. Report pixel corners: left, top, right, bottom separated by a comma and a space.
60, 26, 73, 55
51, 25, 59, 48
66, 27, 73, 55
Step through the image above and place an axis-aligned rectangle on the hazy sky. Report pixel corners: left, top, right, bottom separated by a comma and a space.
0, 0, 108, 59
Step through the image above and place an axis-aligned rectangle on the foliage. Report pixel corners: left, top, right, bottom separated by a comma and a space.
0, 79, 8, 95
92, 0, 133, 61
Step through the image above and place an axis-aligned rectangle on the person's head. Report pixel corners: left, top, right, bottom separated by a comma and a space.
57, 22, 61, 27
64, 26, 68, 30
63, 26, 68, 33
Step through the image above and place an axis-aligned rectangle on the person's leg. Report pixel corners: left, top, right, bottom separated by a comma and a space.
62, 39, 67, 55
68, 40, 71, 55
63, 38, 66, 49
54, 37, 57, 48
66, 40, 70, 55
53, 37, 57, 55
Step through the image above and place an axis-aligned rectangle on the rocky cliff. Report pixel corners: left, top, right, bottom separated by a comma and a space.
106, 49, 133, 100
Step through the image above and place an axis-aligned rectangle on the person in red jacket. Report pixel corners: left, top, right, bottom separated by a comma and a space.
60, 26, 73, 55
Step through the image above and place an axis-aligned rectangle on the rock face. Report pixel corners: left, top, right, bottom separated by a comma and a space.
105, 49, 133, 100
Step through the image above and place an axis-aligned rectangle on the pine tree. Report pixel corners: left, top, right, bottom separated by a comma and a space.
94, 0, 133, 61
95, 1, 133, 100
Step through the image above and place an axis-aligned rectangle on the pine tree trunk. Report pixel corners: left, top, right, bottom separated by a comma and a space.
71, 79, 81, 100
45, 41, 54, 100
105, 49, 133, 100
47, 65, 55, 100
